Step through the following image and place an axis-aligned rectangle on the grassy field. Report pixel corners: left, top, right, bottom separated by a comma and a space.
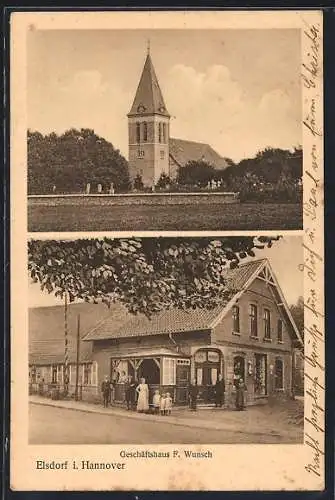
28, 198, 302, 231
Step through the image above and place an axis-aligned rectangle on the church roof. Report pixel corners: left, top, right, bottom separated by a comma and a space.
128, 53, 169, 118
169, 138, 228, 170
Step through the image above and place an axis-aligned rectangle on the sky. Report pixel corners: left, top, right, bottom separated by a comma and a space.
28, 235, 303, 308
27, 29, 302, 162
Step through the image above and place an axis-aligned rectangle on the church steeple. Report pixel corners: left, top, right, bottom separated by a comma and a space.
127, 47, 171, 188
128, 51, 170, 118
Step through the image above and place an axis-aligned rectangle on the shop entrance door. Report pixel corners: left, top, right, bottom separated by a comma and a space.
194, 349, 222, 404
176, 362, 190, 404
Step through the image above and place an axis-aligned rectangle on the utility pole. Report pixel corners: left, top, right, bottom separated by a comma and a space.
75, 314, 81, 401
64, 290, 69, 395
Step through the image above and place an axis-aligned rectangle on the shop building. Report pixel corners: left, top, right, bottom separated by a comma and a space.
83, 258, 303, 406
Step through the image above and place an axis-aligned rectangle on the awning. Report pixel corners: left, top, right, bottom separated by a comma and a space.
109, 347, 190, 359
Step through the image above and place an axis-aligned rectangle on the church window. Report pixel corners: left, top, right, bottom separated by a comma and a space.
136, 123, 141, 143
163, 123, 167, 143
160, 150, 165, 160
158, 123, 162, 143
137, 150, 144, 158
143, 122, 148, 142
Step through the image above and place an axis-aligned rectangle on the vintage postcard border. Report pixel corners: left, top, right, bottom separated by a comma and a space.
10, 10, 324, 491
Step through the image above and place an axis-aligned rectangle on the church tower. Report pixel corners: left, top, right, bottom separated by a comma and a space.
127, 45, 170, 187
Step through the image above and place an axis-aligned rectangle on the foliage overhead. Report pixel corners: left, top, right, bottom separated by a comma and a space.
28, 236, 280, 316
28, 128, 130, 194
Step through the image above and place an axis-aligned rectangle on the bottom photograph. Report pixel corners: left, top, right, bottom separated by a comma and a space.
28, 235, 304, 445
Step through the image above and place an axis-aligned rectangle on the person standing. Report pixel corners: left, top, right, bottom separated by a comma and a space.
101, 375, 111, 408
214, 374, 225, 408
235, 377, 246, 411
165, 392, 173, 415
125, 375, 136, 410
160, 393, 166, 416
189, 379, 198, 411
152, 390, 161, 415
136, 377, 149, 413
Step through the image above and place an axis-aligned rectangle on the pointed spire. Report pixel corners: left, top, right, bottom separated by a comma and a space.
128, 48, 170, 117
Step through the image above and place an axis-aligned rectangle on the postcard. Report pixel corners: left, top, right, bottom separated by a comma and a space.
10, 10, 324, 491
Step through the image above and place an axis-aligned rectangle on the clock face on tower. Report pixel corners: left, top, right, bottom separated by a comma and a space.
137, 105, 146, 113
159, 106, 165, 113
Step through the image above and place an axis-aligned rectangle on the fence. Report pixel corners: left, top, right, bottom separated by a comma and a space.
29, 382, 101, 404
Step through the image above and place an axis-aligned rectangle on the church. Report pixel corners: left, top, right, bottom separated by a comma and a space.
127, 48, 228, 187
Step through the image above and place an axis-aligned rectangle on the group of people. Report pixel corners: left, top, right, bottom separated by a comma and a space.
101, 372, 246, 412
188, 374, 226, 411
101, 375, 173, 414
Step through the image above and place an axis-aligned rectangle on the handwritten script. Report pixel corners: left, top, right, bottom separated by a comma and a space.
301, 21, 324, 481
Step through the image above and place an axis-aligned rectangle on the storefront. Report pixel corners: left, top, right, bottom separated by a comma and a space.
108, 348, 191, 405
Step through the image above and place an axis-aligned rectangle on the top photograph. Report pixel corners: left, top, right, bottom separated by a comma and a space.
27, 26, 303, 232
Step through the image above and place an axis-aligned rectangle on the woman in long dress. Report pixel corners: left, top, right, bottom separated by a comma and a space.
136, 377, 149, 412
235, 377, 246, 411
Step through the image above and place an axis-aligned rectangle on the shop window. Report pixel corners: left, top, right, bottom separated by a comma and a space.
31, 366, 37, 383
136, 122, 141, 143
194, 350, 207, 363
232, 305, 240, 333
277, 319, 283, 342
249, 304, 258, 337
143, 122, 148, 142
263, 308, 271, 339
51, 365, 57, 384
254, 354, 267, 395
115, 361, 128, 383
83, 364, 91, 385
233, 356, 245, 386
274, 359, 284, 390
162, 358, 176, 385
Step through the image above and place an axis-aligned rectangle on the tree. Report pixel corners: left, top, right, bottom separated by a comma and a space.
177, 160, 216, 186
289, 296, 304, 343
28, 236, 280, 317
133, 174, 144, 191
156, 172, 172, 189
28, 128, 130, 194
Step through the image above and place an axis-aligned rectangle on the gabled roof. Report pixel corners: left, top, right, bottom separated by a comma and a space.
169, 138, 228, 171
128, 53, 169, 118
29, 302, 113, 365
83, 259, 266, 342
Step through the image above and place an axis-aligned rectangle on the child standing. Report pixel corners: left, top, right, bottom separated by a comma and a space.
165, 392, 173, 415
160, 393, 166, 416
152, 389, 161, 414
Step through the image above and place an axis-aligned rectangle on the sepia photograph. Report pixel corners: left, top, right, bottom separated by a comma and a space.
28, 235, 304, 445
27, 28, 303, 232
10, 9, 324, 492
